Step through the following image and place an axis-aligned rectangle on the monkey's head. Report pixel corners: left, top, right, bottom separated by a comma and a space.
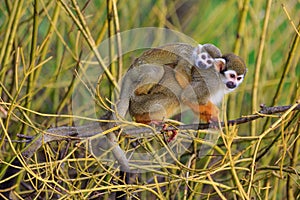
192, 44, 247, 92
214, 53, 247, 92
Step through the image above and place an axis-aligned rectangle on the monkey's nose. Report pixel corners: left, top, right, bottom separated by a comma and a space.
226, 81, 236, 89
197, 61, 206, 69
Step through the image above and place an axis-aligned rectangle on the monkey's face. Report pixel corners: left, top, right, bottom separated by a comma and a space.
220, 69, 245, 92
219, 53, 247, 92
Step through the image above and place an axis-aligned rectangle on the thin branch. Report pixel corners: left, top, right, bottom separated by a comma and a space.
1, 103, 298, 196
11, 103, 299, 143
1, 103, 298, 170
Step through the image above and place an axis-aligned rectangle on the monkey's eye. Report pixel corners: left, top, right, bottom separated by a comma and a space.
237, 77, 242, 81
230, 74, 236, 78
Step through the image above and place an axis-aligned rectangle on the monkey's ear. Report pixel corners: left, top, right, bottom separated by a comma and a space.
213, 58, 226, 72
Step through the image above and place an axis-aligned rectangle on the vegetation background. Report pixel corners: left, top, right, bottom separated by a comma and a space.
0, 0, 299, 199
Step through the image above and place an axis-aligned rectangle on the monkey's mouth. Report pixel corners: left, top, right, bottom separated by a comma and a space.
226, 81, 236, 89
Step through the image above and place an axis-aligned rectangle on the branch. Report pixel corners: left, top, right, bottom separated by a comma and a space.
118, 103, 300, 134
10, 103, 299, 164
1, 103, 298, 195
16, 103, 300, 143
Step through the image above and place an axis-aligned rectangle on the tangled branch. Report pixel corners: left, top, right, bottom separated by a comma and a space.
6, 102, 296, 165
14, 103, 300, 146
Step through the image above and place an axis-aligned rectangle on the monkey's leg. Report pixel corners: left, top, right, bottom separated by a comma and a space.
184, 100, 219, 123
117, 64, 165, 117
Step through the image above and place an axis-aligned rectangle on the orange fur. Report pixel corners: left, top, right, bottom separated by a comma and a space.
184, 100, 219, 122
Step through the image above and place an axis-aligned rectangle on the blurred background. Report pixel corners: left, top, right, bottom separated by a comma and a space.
0, 0, 299, 199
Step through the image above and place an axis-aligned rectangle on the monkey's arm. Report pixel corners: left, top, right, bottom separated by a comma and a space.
180, 66, 222, 122
183, 98, 220, 122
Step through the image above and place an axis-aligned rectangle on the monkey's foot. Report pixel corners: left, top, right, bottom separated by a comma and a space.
145, 121, 178, 142
135, 119, 178, 142
161, 124, 178, 142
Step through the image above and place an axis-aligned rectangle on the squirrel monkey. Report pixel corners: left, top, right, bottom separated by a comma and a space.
117, 43, 247, 124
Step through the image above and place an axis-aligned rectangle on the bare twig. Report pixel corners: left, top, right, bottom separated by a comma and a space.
0, 103, 298, 193
12, 103, 300, 144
